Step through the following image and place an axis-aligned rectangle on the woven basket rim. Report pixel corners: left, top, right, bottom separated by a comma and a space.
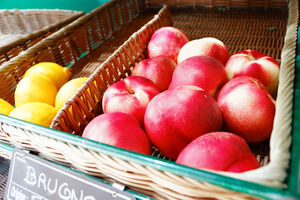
146, 0, 289, 8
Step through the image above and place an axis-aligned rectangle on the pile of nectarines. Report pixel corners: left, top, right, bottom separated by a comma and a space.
83, 26, 279, 173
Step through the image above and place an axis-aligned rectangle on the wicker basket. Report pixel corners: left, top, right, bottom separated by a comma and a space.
0, 143, 12, 160
148, 0, 288, 8
0, 0, 299, 199
0, 9, 84, 65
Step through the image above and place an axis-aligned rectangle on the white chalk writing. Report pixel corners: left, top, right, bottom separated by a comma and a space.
10, 185, 28, 200
23, 166, 96, 200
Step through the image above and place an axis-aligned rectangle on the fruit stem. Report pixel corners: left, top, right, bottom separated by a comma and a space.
248, 55, 256, 61
128, 89, 135, 94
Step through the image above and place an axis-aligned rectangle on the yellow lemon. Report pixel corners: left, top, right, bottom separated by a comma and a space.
15, 73, 58, 107
9, 102, 57, 127
55, 77, 89, 110
0, 98, 14, 115
24, 62, 71, 89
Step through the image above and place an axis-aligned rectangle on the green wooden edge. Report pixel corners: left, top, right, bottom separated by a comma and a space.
286, 25, 300, 197
0, 112, 299, 200
0, 142, 14, 152
0, 141, 154, 200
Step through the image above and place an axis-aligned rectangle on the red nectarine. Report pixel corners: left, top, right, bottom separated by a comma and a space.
169, 56, 228, 97
217, 76, 276, 142
132, 56, 177, 91
144, 85, 222, 159
225, 49, 280, 96
102, 76, 160, 125
177, 37, 230, 65
147, 27, 189, 62
82, 112, 152, 155
176, 132, 260, 173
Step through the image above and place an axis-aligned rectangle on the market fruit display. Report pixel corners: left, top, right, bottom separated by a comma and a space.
5, 25, 280, 173
176, 132, 260, 172
217, 76, 276, 142
177, 37, 230, 65
132, 56, 177, 91
102, 76, 160, 125
9, 102, 57, 127
147, 26, 189, 62
82, 112, 152, 155
55, 77, 89, 110
80, 26, 280, 173
0, 98, 14, 115
24, 62, 71, 89
168, 56, 228, 97
14, 73, 58, 107
144, 85, 223, 159
225, 49, 280, 96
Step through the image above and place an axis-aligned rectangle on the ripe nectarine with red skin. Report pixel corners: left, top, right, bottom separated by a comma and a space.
177, 37, 230, 65
217, 76, 276, 142
132, 56, 177, 92
176, 132, 260, 173
169, 56, 228, 97
147, 27, 189, 62
144, 85, 222, 159
225, 49, 280, 96
102, 76, 160, 125
82, 112, 152, 155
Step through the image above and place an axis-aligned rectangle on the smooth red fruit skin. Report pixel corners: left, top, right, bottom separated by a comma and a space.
147, 27, 189, 62
225, 49, 280, 96
102, 76, 160, 125
217, 76, 276, 142
144, 85, 222, 159
177, 37, 230, 65
169, 56, 228, 97
132, 56, 177, 92
176, 132, 260, 173
82, 112, 152, 155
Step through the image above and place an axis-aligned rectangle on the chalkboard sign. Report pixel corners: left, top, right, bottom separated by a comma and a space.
5, 148, 136, 200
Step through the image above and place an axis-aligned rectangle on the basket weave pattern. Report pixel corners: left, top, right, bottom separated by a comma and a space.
0, 0, 298, 199
0, 9, 84, 65
147, 0, 288, 8
0, 0, 151, 107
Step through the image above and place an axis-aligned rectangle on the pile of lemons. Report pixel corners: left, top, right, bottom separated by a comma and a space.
0, 62, 88, 127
